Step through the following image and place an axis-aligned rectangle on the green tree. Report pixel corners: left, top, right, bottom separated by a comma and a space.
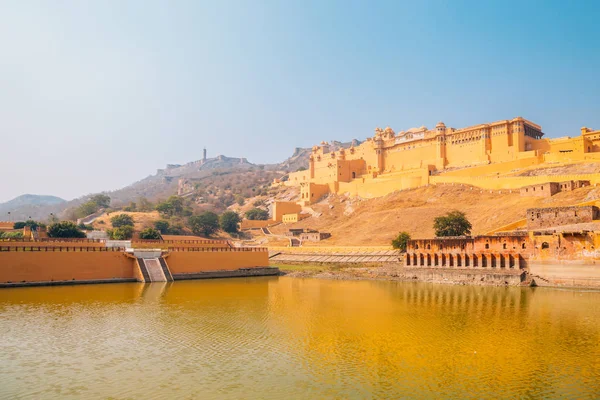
245, 208, 269, 221
189, 212, 220, 237
91, 194, 111, 208
154, 220, 170, 234
155, 196, 185, 217
220, 211, 240, 234
433, 210, 472, 237
109, 225, 134, 240
139, 227, 162, 240
391, 231, 411, 252
47, 221, 86, 238
137, 197, 154, 212
111, 214, 134, 228
14, 220, 41, 230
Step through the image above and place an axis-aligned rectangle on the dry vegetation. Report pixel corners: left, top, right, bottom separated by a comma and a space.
268, 184, 600, 246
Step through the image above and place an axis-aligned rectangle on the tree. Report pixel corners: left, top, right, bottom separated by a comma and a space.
189, 212, 219, 237
109, 225, 134, 240
14, 220, 41, 230
90, 194, 111, 208
220, 211, 240, 234
391, 232, 411, 252
155, 196, 185, 217
47, 221, 86, 238
154, 220, 170, 234
139, 228, 162, 240
433, 210, 472, 237
245, 208, 269, 221
111, 214, 134, 228
137, 197, 154, 212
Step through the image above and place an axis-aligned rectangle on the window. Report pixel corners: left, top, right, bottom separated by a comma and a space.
503, 243, 507, 249
541, 242, 550, 249
522, 243, 526, 249
485, 243, 489, 249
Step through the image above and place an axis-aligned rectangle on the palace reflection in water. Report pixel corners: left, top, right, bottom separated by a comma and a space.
1, 278, 599, 399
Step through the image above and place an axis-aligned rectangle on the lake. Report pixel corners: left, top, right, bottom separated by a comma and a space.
1, 277, 599, 399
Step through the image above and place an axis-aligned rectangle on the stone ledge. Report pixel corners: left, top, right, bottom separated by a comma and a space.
0, 278, 137, 288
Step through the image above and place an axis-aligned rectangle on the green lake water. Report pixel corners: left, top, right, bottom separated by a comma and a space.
1, 277, 599, 399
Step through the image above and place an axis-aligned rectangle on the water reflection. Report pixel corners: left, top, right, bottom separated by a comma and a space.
1, 278, 599, 399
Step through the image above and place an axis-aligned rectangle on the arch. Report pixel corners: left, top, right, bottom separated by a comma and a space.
352, 172, 356, 179
434, 254, 439, 266
441, 254, 446, 266
449, 254, 454, 267
522, 242, 526, 249
473, 254, 479, 267
457, 254, 462, 267
500, 254, 506, 268
541, 242, 550, 249
427, 254, 432, 266
420, 254, 425, 266
481, 254, 488, 268
465, 254, 470, 267
413, 253, 417, 266
406, 254, 411, 266
491, 254, 497, 268
509, 254, 515, 268
485, 243, 490, 249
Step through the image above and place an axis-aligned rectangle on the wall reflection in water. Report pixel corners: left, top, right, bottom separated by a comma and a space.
1, 277, 599, 399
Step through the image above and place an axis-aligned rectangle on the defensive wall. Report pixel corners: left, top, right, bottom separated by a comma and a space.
283, 118, 600, 203
0, 240, 272, 287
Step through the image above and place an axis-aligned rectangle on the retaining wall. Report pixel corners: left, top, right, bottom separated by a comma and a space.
0, 250, 135, 284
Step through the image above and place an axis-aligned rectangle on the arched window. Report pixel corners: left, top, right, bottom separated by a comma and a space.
541, 242, 549, 249
485, 243, 490, 249
522, 243, 526, 249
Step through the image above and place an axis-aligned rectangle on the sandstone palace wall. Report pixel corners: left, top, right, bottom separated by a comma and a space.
284, 117, 600, 204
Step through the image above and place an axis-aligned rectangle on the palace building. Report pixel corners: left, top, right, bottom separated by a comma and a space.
283, 117, 600, 204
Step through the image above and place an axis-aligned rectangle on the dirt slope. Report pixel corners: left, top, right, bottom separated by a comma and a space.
269, 184, 600, 246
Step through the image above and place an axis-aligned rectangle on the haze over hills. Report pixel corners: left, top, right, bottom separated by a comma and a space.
0, 194, 66, 221
2, 141, 359, 221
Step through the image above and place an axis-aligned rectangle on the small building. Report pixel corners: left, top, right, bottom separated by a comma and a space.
520, 180, 590, 197
526, 205, 600, 229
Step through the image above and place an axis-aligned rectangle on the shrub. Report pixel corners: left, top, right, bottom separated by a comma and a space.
0, 231, 23, 239
188, 212, 219, 237
110, 214, 134, 228
109, 225, 134, 240
47, 221, 86, 238
154, 220, 170, 234
434, 210, 472, 237
220, 211, 240, 234
139, 228, 161, 240
245, 208, 269, 221
391, 232, 411, 252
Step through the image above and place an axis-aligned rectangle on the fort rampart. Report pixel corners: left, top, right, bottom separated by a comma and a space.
0, 244, 271, 287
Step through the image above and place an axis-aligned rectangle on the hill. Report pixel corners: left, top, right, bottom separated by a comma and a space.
0, 194, 66, 221
267, 184, 600, 246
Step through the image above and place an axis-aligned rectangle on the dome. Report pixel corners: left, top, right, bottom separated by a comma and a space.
436, 122, 446, 128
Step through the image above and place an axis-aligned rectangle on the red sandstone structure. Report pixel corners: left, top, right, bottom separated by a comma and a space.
406, 204, 600, 288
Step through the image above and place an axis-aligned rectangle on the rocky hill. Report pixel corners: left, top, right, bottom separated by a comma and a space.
0, 194, 66, 221
267, 183, 600, 246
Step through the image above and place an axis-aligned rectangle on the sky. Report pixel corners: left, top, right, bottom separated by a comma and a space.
0, 0, 599, 202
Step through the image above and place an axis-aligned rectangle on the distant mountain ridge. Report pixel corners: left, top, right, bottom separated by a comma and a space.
0, 194, 66, 221
2, 141, 362, 221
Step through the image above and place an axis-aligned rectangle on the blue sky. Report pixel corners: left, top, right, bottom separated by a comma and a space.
0, 0, 598, 202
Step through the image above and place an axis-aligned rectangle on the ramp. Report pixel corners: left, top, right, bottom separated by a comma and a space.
136, 257, 173, 282
145, 258, 167, 282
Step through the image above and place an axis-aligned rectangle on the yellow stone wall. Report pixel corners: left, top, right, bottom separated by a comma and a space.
287, 117, 600, 203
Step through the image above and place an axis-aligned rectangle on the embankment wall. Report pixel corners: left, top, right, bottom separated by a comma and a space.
166, 249, 269, 274
0, 251, 135, 284
529, 262, 600, 288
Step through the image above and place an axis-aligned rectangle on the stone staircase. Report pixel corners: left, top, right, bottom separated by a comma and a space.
136, 257, 173, 283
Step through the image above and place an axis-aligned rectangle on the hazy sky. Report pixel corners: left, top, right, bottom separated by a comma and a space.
1, 0, 599, 202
